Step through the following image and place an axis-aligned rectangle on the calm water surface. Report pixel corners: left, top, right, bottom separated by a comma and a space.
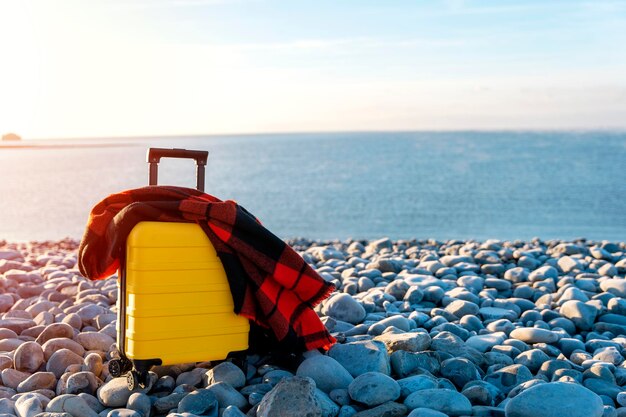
0, 131, 624, 242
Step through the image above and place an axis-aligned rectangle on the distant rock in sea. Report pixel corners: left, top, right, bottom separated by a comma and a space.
2, 132, 21, 141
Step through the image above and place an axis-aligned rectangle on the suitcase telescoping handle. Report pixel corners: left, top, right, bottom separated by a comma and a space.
147, 148, 209, 192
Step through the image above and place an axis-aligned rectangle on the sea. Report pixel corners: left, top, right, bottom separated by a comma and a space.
0, 131, 624, 243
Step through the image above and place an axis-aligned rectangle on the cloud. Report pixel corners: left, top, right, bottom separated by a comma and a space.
439, 1, 562, 16
107, 0, 248, 11
206, 36, 467, 53
579, 1, 626, 13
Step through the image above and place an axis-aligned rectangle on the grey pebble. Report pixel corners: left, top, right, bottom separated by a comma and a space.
203, 363, 246, 389
407, 408, 449, 417
256, 376, 322, 417
125, 393, 150, 417
176, 390, 217, 416
205, 382, 247, 410
404, 389, 472, 416
348, 372, 400, 407
222, 405, 246, 417
505, 381, 603, 417
328, 340, 390, 377
322, 294, 366, 324
314, 389, 340, 417
106, 410, 141, 417
296, 355, 354, 393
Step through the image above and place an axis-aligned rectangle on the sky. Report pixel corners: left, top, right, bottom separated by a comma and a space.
0, 0, 625, 139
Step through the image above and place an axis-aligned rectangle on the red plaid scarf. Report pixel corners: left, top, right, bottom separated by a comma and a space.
78, 186, 335, 351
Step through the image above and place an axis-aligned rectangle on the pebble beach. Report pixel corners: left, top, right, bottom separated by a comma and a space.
1, 236, 626, 417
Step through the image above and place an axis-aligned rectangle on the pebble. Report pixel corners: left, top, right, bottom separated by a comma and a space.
35, 323, 75, 345
84, 353, 104, 378
328, 340, 390, 377
390, 350, 441, 377
0, 318, 36, 334
153, 376, 176, 393
46, 394, 100, 417
558, 256, 583, 273
404, 389, 472, 416
176, 390, 218, 415
509, 328, 559, 344
153, 392, 187, 414
600, 280, 626, 298
17, 372, 57, 393
397, 375, 438, 399
0, 399, 15, 415
480, 307, 518, 321
0, 338, 24, 351
368, 316, 412, 335
125, 393, 150, 417
445, 299, 480, 318
560, 300, 597, 330
348, 372, 400, 407
176, 368, 205, 387
61, 313, 83, 330
74, 332, 114, 352
584, 378, 622, 399
203, 362, 246, 389
430, 332, 484, 365
46, 349, 84, 379
373, 331, 431, 353
514, 349, 550, 373
315, 388, 340, 417
465, 333, 506, 353
505, 381, 604, 417
408, 409, 449, 417
256, 376, 322, 417
222, 405, 246, 417
13, 342, 44, 373
1, 369, 30, 390
440, 357, 481, 389
204, 382, 247, 410
107, 409, 141, 417
65, 371, 100, 395
353, 401, 407, 417
14, 392, 48, 417
0, 355, 13, 372
79, 393, 104, 413
97, 377, 152, 408
296, 355, 354, 393
41, 338, 85, 360
329, 388, 350, 405
322, 293, 366, 324
484, 364, 533, 395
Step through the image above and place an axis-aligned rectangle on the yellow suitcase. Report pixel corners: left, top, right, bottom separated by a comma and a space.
108, 148, 250, 389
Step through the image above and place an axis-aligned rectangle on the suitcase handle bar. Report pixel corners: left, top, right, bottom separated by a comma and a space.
147, 148, 209, 192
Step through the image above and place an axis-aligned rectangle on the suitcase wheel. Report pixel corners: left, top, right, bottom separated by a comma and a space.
127, 369, 149, 390
109, 357, 133, 378
127, 370, 140, 390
